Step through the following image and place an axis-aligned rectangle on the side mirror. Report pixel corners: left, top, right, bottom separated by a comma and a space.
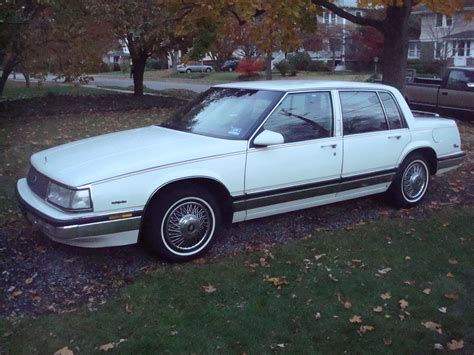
466, 82, 474, 88
253, 130, 284, 147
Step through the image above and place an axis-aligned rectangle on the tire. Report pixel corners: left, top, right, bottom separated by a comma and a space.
186, 69, 192, 73
388, 153, 430, 208
206, 68, 211, 72
228, 67, 233, 72
144, 186, 221, 262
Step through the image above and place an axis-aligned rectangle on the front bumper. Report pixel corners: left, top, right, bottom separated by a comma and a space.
16, 179, 141, 248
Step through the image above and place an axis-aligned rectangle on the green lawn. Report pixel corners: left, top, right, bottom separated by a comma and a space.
1, 81, 111, 100
2, 207, 473, 353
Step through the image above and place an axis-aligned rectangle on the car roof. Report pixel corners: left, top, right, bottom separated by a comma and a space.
213, 80, 396, 92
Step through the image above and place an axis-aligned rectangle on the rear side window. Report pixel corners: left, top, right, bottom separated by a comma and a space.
340, 91, 388, 135
379, 92, 404, 129
446, 70, 471, 90
264, 91, 333, 143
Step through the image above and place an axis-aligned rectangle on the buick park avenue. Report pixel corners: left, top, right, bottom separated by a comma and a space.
17, 81, 465, 261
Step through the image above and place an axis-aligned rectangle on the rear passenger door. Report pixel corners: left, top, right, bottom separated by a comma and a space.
339, 90, 411, 178
438, 69, 474, 112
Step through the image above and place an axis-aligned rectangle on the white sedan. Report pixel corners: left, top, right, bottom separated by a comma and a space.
17, 81, 465, 261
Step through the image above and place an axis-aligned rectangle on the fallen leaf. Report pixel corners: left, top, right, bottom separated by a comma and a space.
383, 337, 392, 346
446, 272, 454, 278
314, 253, 326, 261
434, 343, 444, 350
422, 288, 431, 295
349, 315, 362, 324
328, 274, 339, 282
399, 299, 409, 310
314, 312, 321, 320
54, 347, 74, 355
448, 259, 458, 265
358, 325, 375, 333
99, 343, 114, 351
403, 280, 415, 285
192, 257, 207, 264
446, 339, 464, 351
380, 292, 391, 300
421, 321, 443, 334
170, 330, 178, 336
12, 290, 23, 297
337, 293, 352, 309
377, 267, 392, 275
372, 306, 383, 313
264, 277, 289, 287
405, 256, 411, 261
125, 303, 133, 314
25, 277, 34, 285
438, 307, 447, 314
444, 293, 459, 300
202, 284, 217, 293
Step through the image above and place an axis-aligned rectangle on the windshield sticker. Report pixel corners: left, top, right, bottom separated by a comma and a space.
228, 127, 242, 136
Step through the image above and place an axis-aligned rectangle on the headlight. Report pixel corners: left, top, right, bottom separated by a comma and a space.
46, 182, 92, 211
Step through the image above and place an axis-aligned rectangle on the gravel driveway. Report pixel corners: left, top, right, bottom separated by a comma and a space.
1, 122, 472, 319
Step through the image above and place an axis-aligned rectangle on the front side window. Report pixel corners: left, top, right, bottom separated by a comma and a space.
161, 88, 282, 140
379, 92, 404, 129
263, 92, 333, 143
340, 91, 388, 135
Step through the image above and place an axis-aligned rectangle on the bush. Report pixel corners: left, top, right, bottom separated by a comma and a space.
307, 61, 331, 72
274, 59, 296, 76
146, 58, 168, 70
98, 62, 110, 73
288, 52, 312, 71
407, 60, 442, 76
236, 58, 265, 78
110, 63, 121, 72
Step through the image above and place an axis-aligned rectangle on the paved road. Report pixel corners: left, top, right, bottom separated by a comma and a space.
7, 73, 211, 93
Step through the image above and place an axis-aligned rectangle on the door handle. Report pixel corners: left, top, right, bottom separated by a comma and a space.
388, 135, 401, 140
321, 144, 337, 148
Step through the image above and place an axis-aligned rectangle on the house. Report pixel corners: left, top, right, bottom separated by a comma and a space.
410, 1, 474, 67
102, 41, 131, 69
306, 0, 382, 70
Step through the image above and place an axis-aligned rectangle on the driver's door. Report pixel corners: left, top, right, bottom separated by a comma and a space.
244, 91, 343, 220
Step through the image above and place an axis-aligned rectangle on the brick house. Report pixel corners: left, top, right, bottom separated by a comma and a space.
410, 1, 474, 67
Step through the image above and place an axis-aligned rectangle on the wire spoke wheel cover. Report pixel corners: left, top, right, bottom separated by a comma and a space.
161, 197, 215, 255
401, 160, 429, 202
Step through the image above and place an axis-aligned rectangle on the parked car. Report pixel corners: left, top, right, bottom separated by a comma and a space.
221, 60, 240, 72
17, 81, 465, 261
405, 67, 474, 118
177, 61, 213, 73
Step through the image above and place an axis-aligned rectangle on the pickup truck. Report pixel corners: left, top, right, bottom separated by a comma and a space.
405, 67, 474, 118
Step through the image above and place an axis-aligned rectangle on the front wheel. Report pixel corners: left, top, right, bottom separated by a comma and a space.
186, 69, 192, 73
205, 68, 211, 72
389, 154, 430, 208
144, 186, 221, 262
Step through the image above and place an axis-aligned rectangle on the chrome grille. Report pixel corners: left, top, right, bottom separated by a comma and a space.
26, 166, 49, 199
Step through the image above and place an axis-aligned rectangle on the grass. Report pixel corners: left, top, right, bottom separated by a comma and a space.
1, 206, 473, 353
95, 85, 198, 100
95, 69, 372, 84
2, 81, 111, 100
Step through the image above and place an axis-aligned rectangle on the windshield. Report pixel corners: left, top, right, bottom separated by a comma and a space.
160, 88, 283, 140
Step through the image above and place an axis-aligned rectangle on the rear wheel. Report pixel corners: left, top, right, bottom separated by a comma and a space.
389, 153, 430, 208
186, 68, 192, 73
144, 186, 221, 262
205, 68, 211, 72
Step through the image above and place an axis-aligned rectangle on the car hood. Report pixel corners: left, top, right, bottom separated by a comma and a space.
31, 126, 247, 186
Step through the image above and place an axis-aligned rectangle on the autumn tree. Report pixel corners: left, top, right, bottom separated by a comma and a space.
311, 0, 465, 92
0, 0, 113, 96
93, 0, 179, 96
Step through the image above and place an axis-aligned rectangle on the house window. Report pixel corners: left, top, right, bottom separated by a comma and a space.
408, 42, 420, 59
323, 11, 337, 25
434, 42, 445, 59
436, 14, 453, 27
452, 41, 471, 57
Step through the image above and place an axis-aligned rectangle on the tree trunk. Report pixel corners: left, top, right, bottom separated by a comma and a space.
23, 72, 30, 88
171, 50, 179, 73
0, 65, 14, 97
133, 58, 146, 96
265, 53, 272, 80
381, 5, 412, 94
